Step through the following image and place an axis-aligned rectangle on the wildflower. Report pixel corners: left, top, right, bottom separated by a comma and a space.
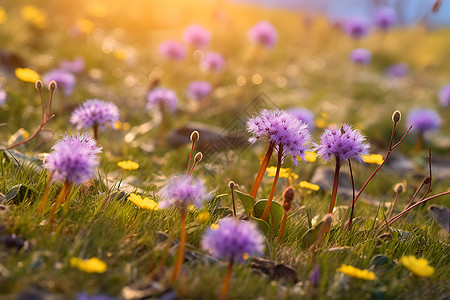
400, 256, 434, 277
15, 68, 40, 82
288, 108, 315, 131
146, 87, 177, 113
21, 5, 48, 28
182, 24, 211, 49
385, 63, 409, 78
248, 21, 278, 49
210, 223, 219, 231
158, 40, 186, 61
60, 57, 85, 73
70, 257, 107, 274
43, 69, 76, 96
299, 181, 320, 191
350, 48, 371, 65
197, 211, 210, 223
304, 151, 317, 162
407, 108, 441, 133
187, 81, 212, 101
117, 160, 139, 171
0, 88, 6, 106
343, 16, 371, 39
362, 154, 384, 165
266, 166, 298, 180
438, 84, 450, 107
374, 7, 397, 31
337, 264, 376, 280
128, 193, 158, 210
0, 6, 7, 24
200, 51, 225, 72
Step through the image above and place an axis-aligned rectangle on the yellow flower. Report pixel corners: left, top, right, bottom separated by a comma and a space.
362, 154, 384, 165
304, 151, 317, 162
70, 257, 107, 274
197, 211, 210, 223
117, 160, 139, 171
21, 5, 48, 28
0, 7, 8, 24
15, 68, 40, 83
266, 166, 298, 180
128, 193, 158, 210
76, 18, 95, 34
122, 122, 131, 131
299, 181, 320, 191
113, 120, 122, 130
210, 224, 219, 231
315, 118, 327, 129
337, 264, 376, 280
400, 256, 434, 277
243, 253, 249, 260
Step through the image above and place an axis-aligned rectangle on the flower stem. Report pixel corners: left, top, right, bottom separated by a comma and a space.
414, 132, 424, 153
38, 171, 55, 214
328, 158, 341, 214
277, 210, 288, 243
250, 144, 274, 198
261, 145, 283, 221
50, 181, 71, 227
230, 184, 236, 218
171, 209, 186, 283
93, 122, 99, 141
158, 104, 166, 146
387, 190, 400, 220
186, 141, 196, 175
219, 259, 234, 300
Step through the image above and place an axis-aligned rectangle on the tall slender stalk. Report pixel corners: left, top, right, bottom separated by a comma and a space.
50, 181, 71, 226
38, 171, 55, 213
219, 259, 234, 300
328, 158, 341, 214
261, 145, 283, 221
93, 122, 99, 141
171, 209, 187, 283
250, 144, 274, 198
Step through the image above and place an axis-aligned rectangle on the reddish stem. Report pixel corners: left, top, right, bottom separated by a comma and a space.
261, 145, 283, 221
328, 158, 341, 214
219, 259, 234, 300
250, 144, 274, 198
277, 210, 288, 243
186, 141, 196, 175
38, 171, 55, 214
171, 209, 186, 283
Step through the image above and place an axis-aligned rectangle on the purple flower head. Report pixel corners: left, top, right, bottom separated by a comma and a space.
158, 40, 186, 61
438, 84, 450, 107
59, 57, 85, 73
350, 48, 371, 65
248, 21, 278, 49
200, 52, 225, 72
43, 69, 76, 96
182, 24, 211, 49
71, 99, 119, 130
201, 218, 264, 263
146, 87, 177, 113
385, 63, 409, 78
77, 292, 116, 300
159, 175, 209, 210
0, 89, 6, 106
344, 16, 371, 39
314, 124, 369, 162
374, 7, 397, 30
287, 108, 315, 131
407, 108, 441, 133
247, 109, 311, 165
187, 81, 212, 101
44, 133, 102, 185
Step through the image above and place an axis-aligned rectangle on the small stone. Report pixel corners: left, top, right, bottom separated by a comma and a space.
274, 263, 298, 284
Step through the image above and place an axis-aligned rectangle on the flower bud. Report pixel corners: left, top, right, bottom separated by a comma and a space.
282, 186, 295, 211
394, 183, 405, 194
190, 130, 199, 143
392, 110, 401, 123
194, 152, 203, 163
228, 181, 235, 189
48, 80, 57, 91
35, 80, 43, 91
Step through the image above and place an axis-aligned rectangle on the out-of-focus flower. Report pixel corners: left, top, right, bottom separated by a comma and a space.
197, 211, 210, 223
343, 16, 371, 39
350, 48, 371, 64
201, 218, 264, 263
337, 264, 376, 280
60, 57, 85, 73
200, 51, 225, 72
304, 151, 317, 162
407, 108, 441, 133
146, 87, 178, 113
266, 166, 298, 180
374, 7, 397, 30
117, 160, 139, 171
71, 99, 119, 130
438, 84, 450, 107
187, 81, 212, 101
299, 181, 320, 191
159, 40, 186, 61
288, 108, 315, 131
128, 193, 158, 210
43, 69, 76, 96
0, 89, 6, 106
210, 223, 219, 231
182, 24, 211, 49
362, 154, 383, 165
15, 68, 40, 82
0, 6, 7, 24
248, 21, 278, 49
159, 175, 209, 210
44, 133, 102, 185
385, 63, 409, 78
76, 19, 95, 34
70, 257, 107, 274
21, 5, 48, 28
400, 256, 434, 277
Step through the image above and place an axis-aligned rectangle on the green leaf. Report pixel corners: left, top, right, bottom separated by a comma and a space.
250, 215, 270, 235
235, 190, 255, 214
5, 184, 37, 204
253, 199, 284, 234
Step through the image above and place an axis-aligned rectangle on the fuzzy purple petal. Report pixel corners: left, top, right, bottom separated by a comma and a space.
70, 99, 119, 130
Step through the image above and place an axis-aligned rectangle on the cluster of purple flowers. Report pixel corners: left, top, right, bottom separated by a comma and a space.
44, 133, 102, 185
43, 69, 76, 96
159, 40, 187, 61
344, 16, 371, 39
158, 175, 209, 209
59, 57, 85, 73
407, 108, 441, 133
385, 63, 409, 78
248, 21, 278, 49
146, 87, 178, 113
201, 218, 264, 263
350, 48, 371, 65
287, 108, 315, 131
182, 24, 211, 49
70, 99, 120, 130
374, 7, 398, 30
200, 51, 225, 72
186, 81, 212, 101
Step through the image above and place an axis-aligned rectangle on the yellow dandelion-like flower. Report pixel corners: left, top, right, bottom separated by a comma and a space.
210, 224, 219, 231
128, 193, 158, 210
304, 151, 317, 162
243, 253, 249, 260
21, 5, 48, 28
15, 68, 40, 83
315, 118, 327, 129
122, 122, 131, 131
400, 256, 434, 277
197, 211, 210, 223
113, 120, 122, 130
362, 154, 384, 165
299, 181, 320, 191
337, 264, 376, 280
0, 7, 8, 24
117, 160, 139, 171
114, 49, 127, 61
70, 257, 107, 274
266, 166, 298, 180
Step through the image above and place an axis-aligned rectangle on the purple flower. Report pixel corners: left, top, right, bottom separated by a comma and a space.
438, 84, 450, 107
44, 133, 102, 185
247, 109, 311, 164
59, 57, 85, 73
201, 218, 264, 263
385, 63, 409, 78
77, 292, 116, 300
343, 16, 371, 39
182, 24, 211, 49
43, 69, 76, 96
146, 87, 177, 113
407, 108, 441, 133
187, 81, 212, 101
71, 99, 119, 130
310, 265, 320, 287
314, 124, 369, 162
374, 7, 397, 30
287, 108, 315, 131
0, 89, 6, 106
200, 52, 225, 72
158, 40, 186, 61
159, 175, 209, 210
248, 21, 278, 49
350, 48, 371, 64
